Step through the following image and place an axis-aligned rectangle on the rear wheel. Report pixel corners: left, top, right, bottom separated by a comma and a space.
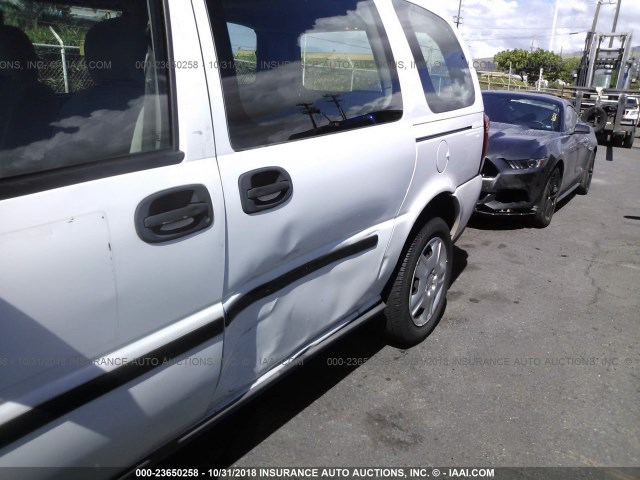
532, 168, 561, 228
577, 152, 595, 195
384, 218, 452, 347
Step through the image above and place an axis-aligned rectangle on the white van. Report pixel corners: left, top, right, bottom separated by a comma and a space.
0, 0, 485, 475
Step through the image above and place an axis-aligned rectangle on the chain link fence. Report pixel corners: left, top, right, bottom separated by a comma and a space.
33, 43, 93, 94
302, 61, 380, 92
234, 58, 256, 85
231, 56, 381, 92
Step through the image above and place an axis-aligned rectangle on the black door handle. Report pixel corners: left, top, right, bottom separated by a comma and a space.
135, 185, 213, 243
239, 167, 293, 214
143, 203, 209, 229
247, 180, 290, 200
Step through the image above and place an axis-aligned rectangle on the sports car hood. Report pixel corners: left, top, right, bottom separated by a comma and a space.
487, 122, 557, 160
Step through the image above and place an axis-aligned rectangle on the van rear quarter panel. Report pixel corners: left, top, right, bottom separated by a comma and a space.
376, 0, 484, 281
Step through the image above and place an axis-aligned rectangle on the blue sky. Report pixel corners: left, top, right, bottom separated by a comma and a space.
429, 0, 640, 58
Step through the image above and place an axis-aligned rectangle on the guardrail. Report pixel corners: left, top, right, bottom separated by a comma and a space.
479, 79, 573, 99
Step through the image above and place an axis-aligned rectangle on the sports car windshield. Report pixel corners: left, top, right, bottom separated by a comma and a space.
484, 95, 562, 132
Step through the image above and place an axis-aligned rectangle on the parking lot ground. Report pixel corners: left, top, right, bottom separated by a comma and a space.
162, 140, 640, 471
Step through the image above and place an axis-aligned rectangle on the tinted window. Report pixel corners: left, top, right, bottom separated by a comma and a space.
206, 0, 402, 150
483, 94, 562, 132
229, 23, 256, 85
301, 31, 381, 92
0, 1, 172, 180
565, 106, 578, 132
393, 0, 475, 113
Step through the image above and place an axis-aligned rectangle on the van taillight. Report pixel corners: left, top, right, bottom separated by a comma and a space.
482, 114, 490, 160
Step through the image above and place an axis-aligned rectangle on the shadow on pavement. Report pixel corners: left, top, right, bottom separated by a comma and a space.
451, 245, 468, 287
156, 317, 388, 470
467, 213, 531, 231
153, 247, 471, 471
555, 191, 577, 213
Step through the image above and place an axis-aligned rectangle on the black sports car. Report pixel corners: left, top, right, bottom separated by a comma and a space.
477, 91, 598, 227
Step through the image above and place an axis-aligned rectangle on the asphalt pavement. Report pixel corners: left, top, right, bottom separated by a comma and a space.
162, 139, 640, 471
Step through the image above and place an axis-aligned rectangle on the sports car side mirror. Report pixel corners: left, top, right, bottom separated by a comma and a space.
574, 124, 591, 134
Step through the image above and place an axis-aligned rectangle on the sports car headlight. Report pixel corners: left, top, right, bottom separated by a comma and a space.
505, 158, 547, 170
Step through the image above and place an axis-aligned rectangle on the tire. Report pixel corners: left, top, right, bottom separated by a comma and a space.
577, 152, 595, 195
532, 168, 561, 228
623, 130, 635, 149
581, 106, 607, 134
384, 218, 452, 347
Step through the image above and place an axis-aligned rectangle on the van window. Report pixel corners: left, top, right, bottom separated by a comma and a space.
393, 0, 475, 113
228, 23, 256, 85
301, 31, 381, 93
0, 1, 172, 181
206, 0, 402, 150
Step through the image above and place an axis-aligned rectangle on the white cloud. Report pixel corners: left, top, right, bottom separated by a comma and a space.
427, 0, 640, 60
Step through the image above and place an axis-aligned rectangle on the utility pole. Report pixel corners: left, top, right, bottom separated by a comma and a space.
454, 0, 463, 28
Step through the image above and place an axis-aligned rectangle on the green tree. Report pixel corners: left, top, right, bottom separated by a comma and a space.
494, 49, 530, 82
0, 1, 22, 26
21, 0, 49, 28
559, 56, 581, 84
494, 48, 564, 86
1, 1, 80, 45
528, 49, 563, 84
2, 1, 73, 29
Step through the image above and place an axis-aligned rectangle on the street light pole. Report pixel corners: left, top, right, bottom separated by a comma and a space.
549, 0, 560, 52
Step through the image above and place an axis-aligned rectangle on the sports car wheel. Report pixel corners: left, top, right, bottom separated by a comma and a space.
577, 152, 595, 195
533, 168, 561, 228
384, 218, 452, 347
